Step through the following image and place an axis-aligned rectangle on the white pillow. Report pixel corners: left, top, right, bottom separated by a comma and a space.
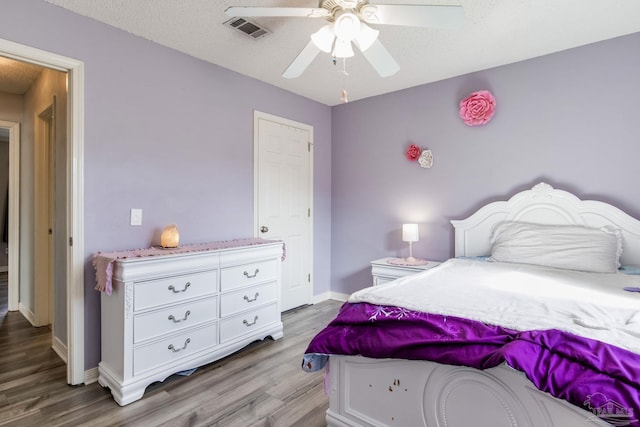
488, 221, 622, 273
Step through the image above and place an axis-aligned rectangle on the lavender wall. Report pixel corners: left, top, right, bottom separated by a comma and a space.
3, 0, 638, 371
0, 0, 331, 369
331, 32, 640, 295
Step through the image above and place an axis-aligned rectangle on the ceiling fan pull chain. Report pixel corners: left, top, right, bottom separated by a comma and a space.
341, 58, 349, 103
341, 89, 349, 103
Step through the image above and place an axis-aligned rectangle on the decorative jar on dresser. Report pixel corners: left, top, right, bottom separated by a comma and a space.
96, 239, 283, 405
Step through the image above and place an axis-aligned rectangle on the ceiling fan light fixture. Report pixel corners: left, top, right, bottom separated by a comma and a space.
335, 0, 359, 9
354, 22, 379, 52
359, 4, 379, 24
311, 24, 335, 53
334, 11, 361, 42
332, 38, 354, 58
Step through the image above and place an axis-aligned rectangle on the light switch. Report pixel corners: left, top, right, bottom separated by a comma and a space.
130, 209, 142, 226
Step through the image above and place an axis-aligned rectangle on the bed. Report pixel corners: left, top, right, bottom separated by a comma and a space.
303, 182, 640, 427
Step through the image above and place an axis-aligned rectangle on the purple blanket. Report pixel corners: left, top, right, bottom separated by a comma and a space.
303, 302, 640, 426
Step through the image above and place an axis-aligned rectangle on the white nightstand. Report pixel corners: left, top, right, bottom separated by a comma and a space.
370, 257, 441, 286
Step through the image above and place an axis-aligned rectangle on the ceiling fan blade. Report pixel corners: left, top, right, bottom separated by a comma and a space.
360, 4, 464, 28
283, 40, 321, 79
225, 6, 329, 18
357, 39, 399, 77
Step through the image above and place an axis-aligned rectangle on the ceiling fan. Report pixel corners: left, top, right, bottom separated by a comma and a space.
225, 1, 464, 79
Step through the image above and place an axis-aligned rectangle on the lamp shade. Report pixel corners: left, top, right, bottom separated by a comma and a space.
402, 223, 419, 242
332, 38, 354, 58
334, 11, 361, 42
311, 24, 335, 53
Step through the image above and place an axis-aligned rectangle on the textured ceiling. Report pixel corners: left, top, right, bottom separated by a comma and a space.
11, 1, 640, 105
0, 56, 44, 95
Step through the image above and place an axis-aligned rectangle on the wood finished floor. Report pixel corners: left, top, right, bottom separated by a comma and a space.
0, 272, 341, 426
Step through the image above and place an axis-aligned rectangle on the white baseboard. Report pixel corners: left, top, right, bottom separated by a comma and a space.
84, 367, 99, 385
19, 302, 36, 326
329, 291, 349, 302
311, 291, 349, 304
52, 335, 68, 364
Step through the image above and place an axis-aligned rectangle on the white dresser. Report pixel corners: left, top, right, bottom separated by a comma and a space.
98, 241, 283, 406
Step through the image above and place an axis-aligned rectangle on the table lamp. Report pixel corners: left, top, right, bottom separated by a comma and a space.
161, 224, 180, 248
402, 223, 419, 263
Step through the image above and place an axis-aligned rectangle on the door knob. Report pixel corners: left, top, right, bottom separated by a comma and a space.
260, 226, 269, 233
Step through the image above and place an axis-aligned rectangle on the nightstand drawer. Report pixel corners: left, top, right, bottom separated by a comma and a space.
134, 296, 218, 343
220, 282, 277, 317
134, 270, 217, 311
133, 321, 218, 376
220, 260, 277, 291
219, 303, 279, 343
373, 276, 397, 286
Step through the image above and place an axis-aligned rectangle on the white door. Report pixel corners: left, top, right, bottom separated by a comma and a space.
254, 111, 313, 312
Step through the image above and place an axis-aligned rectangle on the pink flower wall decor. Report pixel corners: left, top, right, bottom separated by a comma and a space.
405, 144, 434, 168
406, 144, 421, 161
459, 90, 496, 126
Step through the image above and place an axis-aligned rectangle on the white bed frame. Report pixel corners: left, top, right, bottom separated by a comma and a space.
326, 183, 640, 427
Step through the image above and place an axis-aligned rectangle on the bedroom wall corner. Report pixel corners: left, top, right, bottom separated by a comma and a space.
1, 0, 333, 369
330, 31, 640, 296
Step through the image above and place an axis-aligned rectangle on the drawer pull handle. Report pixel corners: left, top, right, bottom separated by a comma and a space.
243, 269, 259, 279
168, 282, 191, 293
168, 338, 191, 353
243, 315, 259, 327
168, 310, 191, 323
243, 292, 259, 303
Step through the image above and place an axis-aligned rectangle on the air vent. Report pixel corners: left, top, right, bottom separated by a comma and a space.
224, 17, 270, 39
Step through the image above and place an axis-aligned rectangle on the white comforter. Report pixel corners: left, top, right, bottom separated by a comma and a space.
349, 258, 640, 354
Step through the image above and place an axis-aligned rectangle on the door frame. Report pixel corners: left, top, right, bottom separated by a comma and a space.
253, 110, 314, 308
0, 38, 85, 385
34, 102, 55, 327
0, 120, 20, 312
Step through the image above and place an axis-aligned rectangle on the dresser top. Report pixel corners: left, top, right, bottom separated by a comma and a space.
98, 238, 282, 261
94, 238, 283, 295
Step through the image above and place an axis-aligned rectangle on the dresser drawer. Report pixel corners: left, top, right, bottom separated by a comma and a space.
219, 303, 279, 343
220, 282, 277, 317
220, 260, 277, 291
134, 296, 218, 344
134, 270, 217, 311
133, 321, 218, 376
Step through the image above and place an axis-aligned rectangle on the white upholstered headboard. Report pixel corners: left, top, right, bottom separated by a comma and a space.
450, 182, 640, 266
